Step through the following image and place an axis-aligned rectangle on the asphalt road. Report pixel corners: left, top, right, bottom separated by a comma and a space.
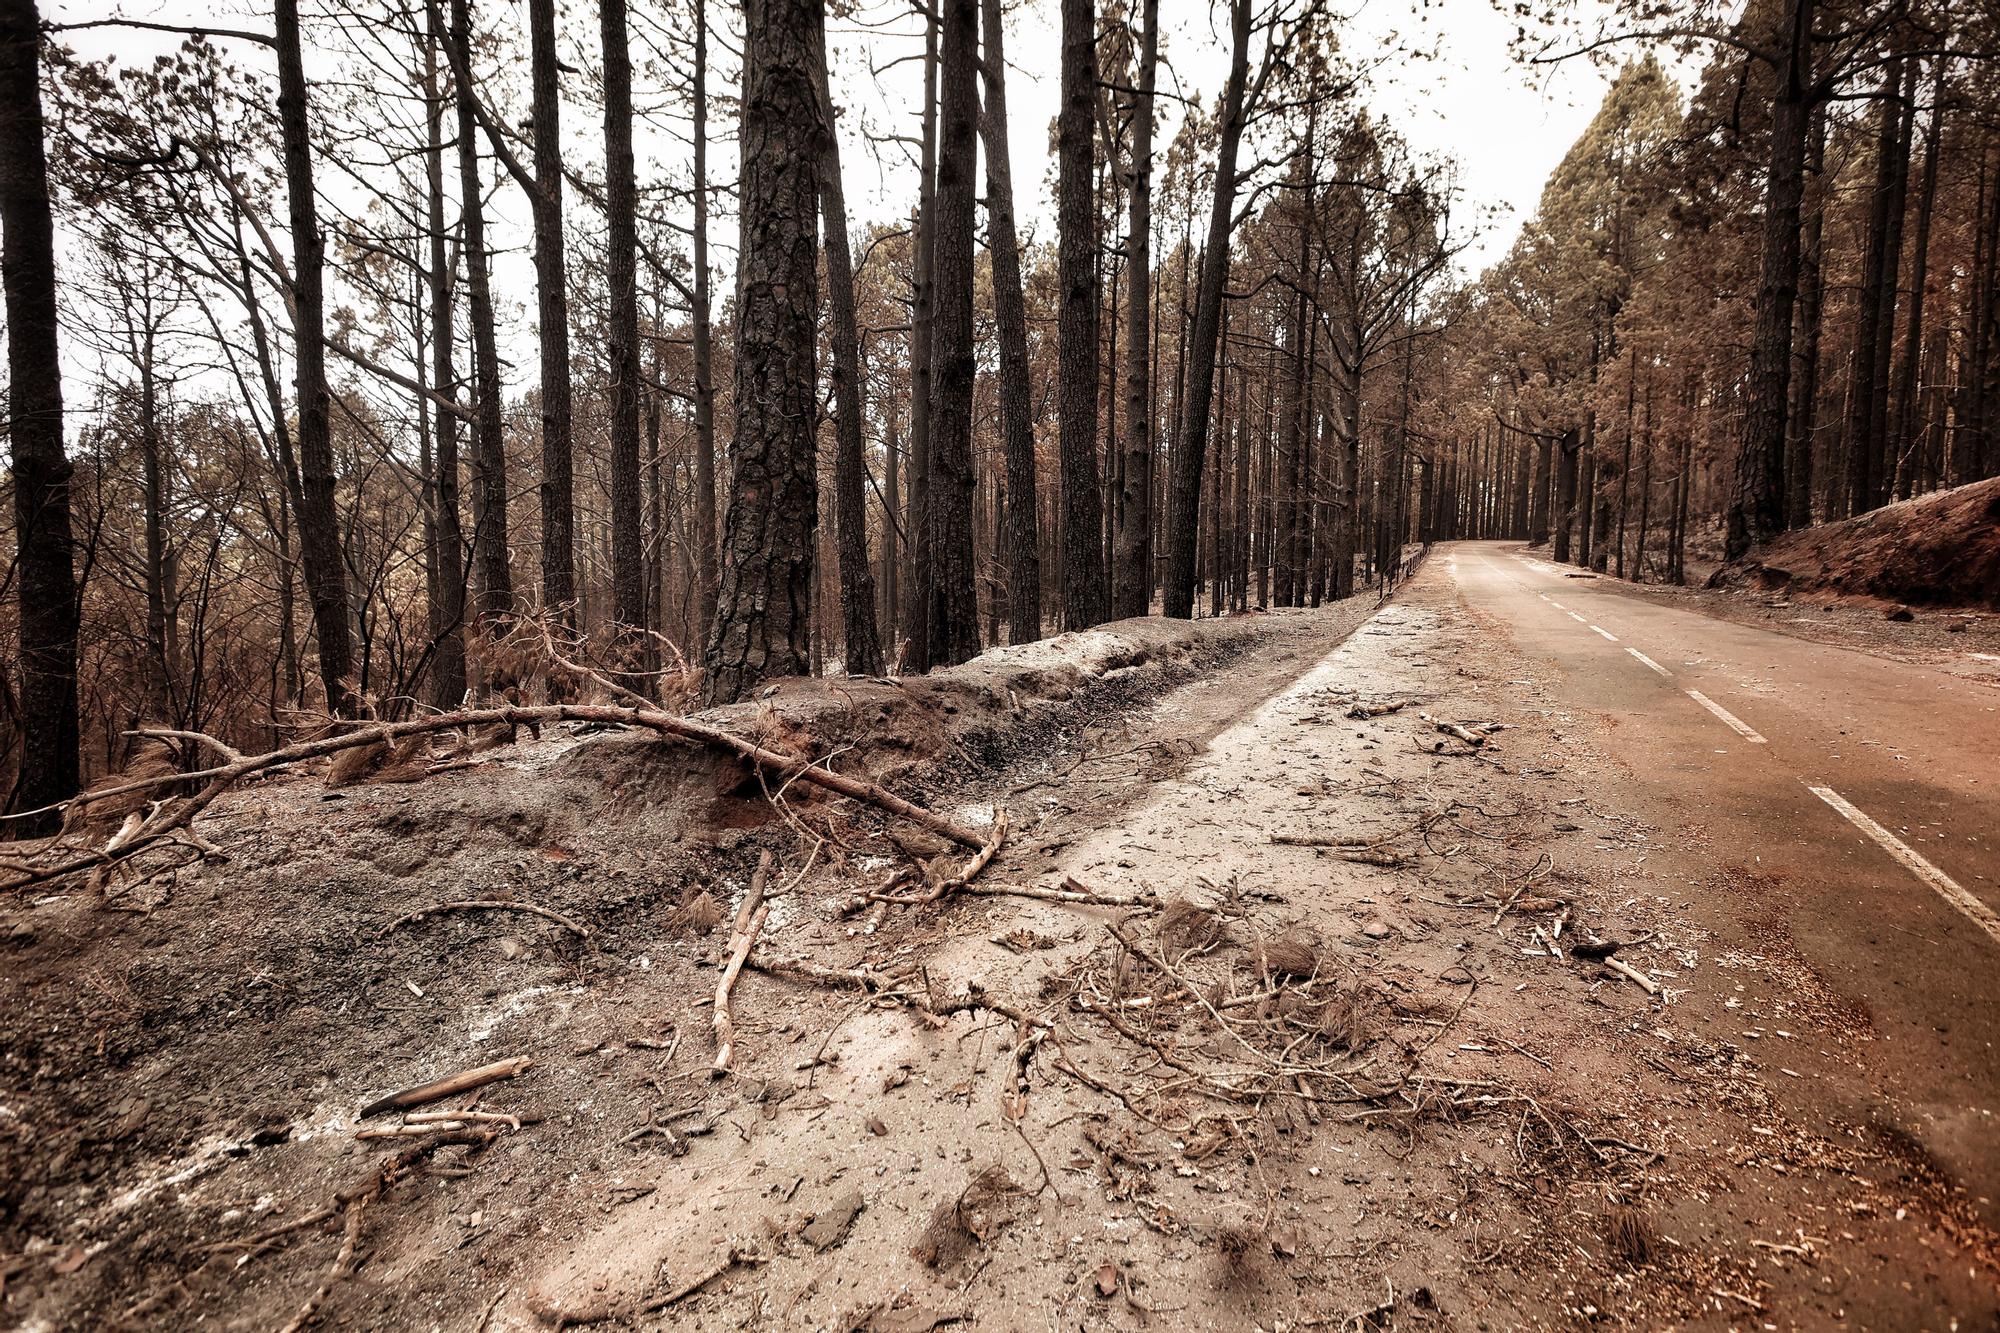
1443, 540, 2000, 1194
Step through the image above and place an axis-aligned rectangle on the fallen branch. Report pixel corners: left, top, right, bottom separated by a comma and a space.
713, 852, 774, 1076
274, 1180, 373, 1333
1345, 698, 1412, 719
871, 809, 1009, 905
1602, 956, 1660, 995
1420, 713, 1487, 747
4, 703, 987, 893
376, 899, 588, 940
638, 1247, 766, 1315
359, 1056, 533, 1119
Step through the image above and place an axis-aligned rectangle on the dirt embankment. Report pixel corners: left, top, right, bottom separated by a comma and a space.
1721, 476, 2000, 610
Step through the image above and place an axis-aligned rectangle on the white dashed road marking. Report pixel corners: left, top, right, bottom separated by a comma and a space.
1626, 647, 1671, 677
1590, 625, 1618, 641
1567, 611, 1588, 624
1685, 690, 1767, 743
1808, 786, 2000, 946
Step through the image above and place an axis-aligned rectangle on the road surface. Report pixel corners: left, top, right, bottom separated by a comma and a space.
1444, 539, 2000, 1195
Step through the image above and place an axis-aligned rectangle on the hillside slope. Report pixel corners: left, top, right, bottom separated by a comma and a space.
1729, 477, 2000, 609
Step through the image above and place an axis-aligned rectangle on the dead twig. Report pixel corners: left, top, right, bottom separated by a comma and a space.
637, 1247, 767, 1314
359, 1056, 532, 1119
713, 852, 774, 1076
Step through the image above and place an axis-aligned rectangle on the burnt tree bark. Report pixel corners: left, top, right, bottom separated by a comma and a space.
528, 0, 574, 613
1111, 0, 1159, 621
979, 0, 1042, 644
1056, 0, 1105, 629
600, 0, 649, 676
449, 0, 514, 626
922, 0, 981, 666
809, 8, 884, 675
1784, 107, 1827, 530
277, 0, 358, 713
690, 2, 720, 639
703, 0, 821, 705
422, 0, 466, 708
1725, 0, 1813, 560
0, 0, 80, 827
1163, 0, 1253, 619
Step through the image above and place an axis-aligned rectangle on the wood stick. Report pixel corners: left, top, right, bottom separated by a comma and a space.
1420, 712, 1486, 747
712, 852, 774, 1075
274, 1184, 372, 1333
376, 899, 588, 939
637, 1247, 762, 1314
872, 808, 1008, 904
1602, 956, 1660, 995
358, 1056, 532, 1119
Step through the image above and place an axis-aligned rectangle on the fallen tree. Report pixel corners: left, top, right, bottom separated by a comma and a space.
1, 702, 993, 893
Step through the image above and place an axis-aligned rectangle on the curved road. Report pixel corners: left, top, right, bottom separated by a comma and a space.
1443, 540, 2000, 1194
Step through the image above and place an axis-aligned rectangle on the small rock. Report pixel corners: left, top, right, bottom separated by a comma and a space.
497, 936, 524, 960
802, 1187, 865, 1250
1362, 920, 1392, 940
1884, 605, 1915, 622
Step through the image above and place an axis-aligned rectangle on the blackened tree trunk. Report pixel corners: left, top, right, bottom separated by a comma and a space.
1843, 59, 1910, 516
1111, 0, 1159, 620
809, 7, 884, 675
1892, 57, 1941, 500
1552, 430, 1580, 563
450, 0, 513, 625
1784, 107, 1827, 530
690, 2, 720, 639
1056, 0, 1106, 628
903, 3, 939, 669
423, 0, 466, 708
1163, 0, 1252, 619
276, 0, 358, 715
979, 0, 1042, 644
923, 0, 981, 666
703, 0, 821, 704
0, 0, 79, 828
1725, 0, 1812, 560
529, 0, 575, 613
601, 0, 649, 676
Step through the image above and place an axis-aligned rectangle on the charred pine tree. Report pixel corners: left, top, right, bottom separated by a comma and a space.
1724, 0, 1813, 559
922, 0, 981, 666
1056, 0, 1105, 628
449, 0, 513, 627
690, 2, 720, 638
1784, 107, 1827, 530
979, 0, 1042, 643
1163, 0, 1254, 619
903, 2, 940, 669
528, 0, 574, 613
1111, 0, 1158, 620
276, 0, 358, 714
601, 0, 649, 678
703, 0, 821, 705
809, 8, 883, 674
0, 0, 80, 827
422, 0, 466, 708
